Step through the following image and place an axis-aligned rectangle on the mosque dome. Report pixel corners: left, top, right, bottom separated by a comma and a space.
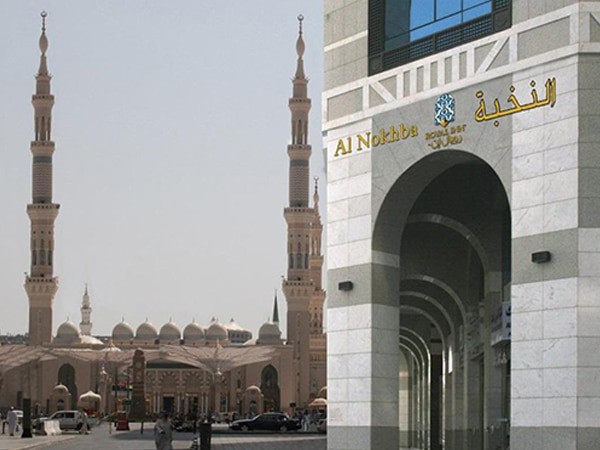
258, 320, 282, 345
259, 321, 281, 338
206, 321, 228, 341
183, 321, 205, 342
54, 319, 80, 344
226, 318, 245, 331
159, 321, 181, 341
135, 320, 158, 341
112, 320, 134, 341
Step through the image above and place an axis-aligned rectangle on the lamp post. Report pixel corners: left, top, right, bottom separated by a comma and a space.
99, 364, 108, 416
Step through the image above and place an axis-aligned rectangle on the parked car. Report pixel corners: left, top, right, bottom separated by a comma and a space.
36, 410, 89, 431
229, 412, 300, 432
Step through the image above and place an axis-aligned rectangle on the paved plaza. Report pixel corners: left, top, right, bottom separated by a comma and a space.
0, 423, 326, 450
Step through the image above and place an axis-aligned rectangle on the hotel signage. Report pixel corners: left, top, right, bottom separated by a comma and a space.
331, 77, 557, 158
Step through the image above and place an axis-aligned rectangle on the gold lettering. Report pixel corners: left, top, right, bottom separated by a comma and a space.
390, 126, 399, 142
372, 135, 381, 147
357, 132, 371, 151
400, 123, 410, 140
334, 138, 351, 157
411, 126, 419, 137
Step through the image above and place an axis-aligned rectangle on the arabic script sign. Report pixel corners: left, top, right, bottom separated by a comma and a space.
475, 77, 557, 126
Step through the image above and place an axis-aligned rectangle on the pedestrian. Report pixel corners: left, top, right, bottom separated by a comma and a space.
154, 411, 173, 450
79, 410, 89, 434
7, 407, 17, 436
301, 409, 310, 432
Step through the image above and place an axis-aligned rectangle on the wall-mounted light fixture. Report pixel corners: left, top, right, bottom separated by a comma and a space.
531, 251, 551, 263
338, 281, 353, 291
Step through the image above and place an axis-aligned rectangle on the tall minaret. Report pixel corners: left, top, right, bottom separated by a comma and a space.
24, 11, 60, 346
309, 179, 325, 336
80, 285, 92, 336
282, 15, 314, 407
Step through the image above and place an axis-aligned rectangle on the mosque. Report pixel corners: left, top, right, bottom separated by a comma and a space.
0, 13, 326, 418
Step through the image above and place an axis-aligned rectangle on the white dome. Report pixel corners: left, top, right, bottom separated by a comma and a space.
55, 319, 80, 343
183, 322, 205, 341
226, 318, 247, 332
206, 322, 228, 341
135, 321, 158, 341
159, 321, 181, 341
112, 320, 134, 341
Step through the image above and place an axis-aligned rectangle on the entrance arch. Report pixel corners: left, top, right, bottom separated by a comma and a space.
374, 151, 511, 450
57, 363, 77, 410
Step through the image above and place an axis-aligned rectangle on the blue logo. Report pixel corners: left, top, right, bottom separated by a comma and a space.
434, 93, 456, 128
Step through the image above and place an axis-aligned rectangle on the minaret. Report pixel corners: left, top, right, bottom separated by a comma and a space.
309, 179, 325, 335
80, 284, 92, 336
24, 11, 60, 346
282, 15, 313, 407
272, 290, 280, 326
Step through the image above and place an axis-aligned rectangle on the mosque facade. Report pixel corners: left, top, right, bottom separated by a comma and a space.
323, 1, 600, 450
0, 14, 325, 418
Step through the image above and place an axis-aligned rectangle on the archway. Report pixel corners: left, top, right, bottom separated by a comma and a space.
260, 365, 280, 412
57, 364, 77, 410
375, 151, 511, 450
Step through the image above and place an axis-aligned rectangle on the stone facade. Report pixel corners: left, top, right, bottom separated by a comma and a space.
324, 1, 600, 449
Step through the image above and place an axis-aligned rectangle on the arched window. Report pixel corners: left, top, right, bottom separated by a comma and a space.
289, 254, 294, 269
368, 0, 511, 74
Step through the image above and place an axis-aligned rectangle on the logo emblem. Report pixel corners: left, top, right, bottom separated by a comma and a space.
434, 93, 456, 128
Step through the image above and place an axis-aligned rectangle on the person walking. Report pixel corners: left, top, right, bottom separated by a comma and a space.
301, 409, 310, 432
154, 411, 173, 450
7, 407, 17, 436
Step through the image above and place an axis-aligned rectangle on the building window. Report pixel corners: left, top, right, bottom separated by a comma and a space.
368, 0, 511, 75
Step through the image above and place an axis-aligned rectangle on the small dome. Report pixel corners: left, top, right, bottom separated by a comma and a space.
135, 320, 158, 341
226, 318, 246, 331
112, 320, 134, 341
183, 322, 205, 341
259, 321, 281, 338
55, 319, 80, 343
159, 321, 181, 341
257, 321, 282, 345
53, 383, 69, 394
206, 322, 228, 341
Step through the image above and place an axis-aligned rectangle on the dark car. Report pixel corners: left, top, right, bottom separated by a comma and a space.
229, 413, 300, 432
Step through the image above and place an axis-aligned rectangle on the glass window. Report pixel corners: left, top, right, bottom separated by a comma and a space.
369, 0, 511, 74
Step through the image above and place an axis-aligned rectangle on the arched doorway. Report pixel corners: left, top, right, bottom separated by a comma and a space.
260, 365, 280, 412
58, 364, 78, 410
375, 151, 511, 450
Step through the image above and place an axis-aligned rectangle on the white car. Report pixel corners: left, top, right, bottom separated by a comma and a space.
40, 410, 89, 431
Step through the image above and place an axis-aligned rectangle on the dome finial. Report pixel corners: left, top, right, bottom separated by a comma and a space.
38, 11, 49, 72
41, 11, 47, 32
295, 14, 306, 63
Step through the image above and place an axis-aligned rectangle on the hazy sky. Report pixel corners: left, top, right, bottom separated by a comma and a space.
0, 1, 325, 338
